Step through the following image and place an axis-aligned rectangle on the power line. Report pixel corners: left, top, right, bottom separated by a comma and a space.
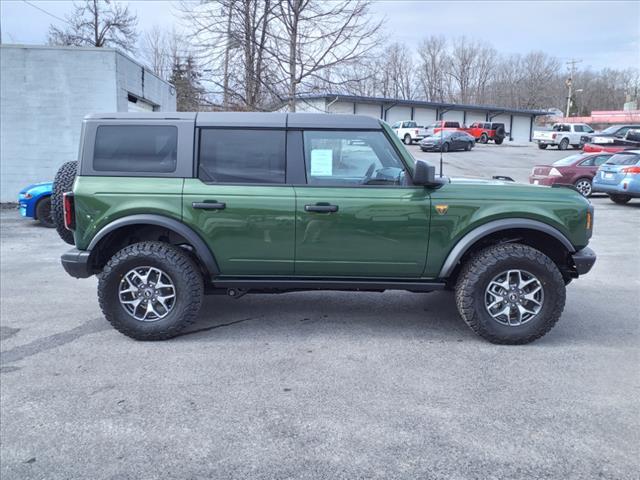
21, 0, 69, 25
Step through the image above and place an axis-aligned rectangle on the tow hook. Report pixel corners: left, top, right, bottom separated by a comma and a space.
227, 288, 248, 299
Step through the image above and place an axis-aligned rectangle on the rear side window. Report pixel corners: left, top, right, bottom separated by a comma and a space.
93, 125, 177, 173
445, 122, 459, 128
199, 129, 285, 184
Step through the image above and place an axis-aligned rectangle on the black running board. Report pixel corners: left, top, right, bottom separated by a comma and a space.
212, 277, 446, 293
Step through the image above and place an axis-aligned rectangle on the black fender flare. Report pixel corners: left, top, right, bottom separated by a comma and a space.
438, 218, 575, 278
87, 214, 219, 276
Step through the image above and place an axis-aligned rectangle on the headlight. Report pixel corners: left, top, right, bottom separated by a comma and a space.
22, 192, 33, 199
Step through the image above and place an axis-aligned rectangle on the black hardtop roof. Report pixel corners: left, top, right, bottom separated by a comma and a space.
84, 112, 382, 129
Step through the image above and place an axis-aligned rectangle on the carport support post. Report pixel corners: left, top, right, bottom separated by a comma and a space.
509, 115, 514, 141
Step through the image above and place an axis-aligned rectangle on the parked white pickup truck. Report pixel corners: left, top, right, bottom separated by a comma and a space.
391, 120, 428, 145
533, 123, 594, 150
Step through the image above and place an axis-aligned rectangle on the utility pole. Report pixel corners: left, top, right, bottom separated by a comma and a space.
222, 0, 234, 110
565, 58, 582, 118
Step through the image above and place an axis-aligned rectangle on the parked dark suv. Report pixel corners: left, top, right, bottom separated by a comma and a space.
53, 112, 596, 344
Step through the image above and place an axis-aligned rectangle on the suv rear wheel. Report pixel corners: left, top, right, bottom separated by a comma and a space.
455, 243, 566, 344
98, 241, 204, 340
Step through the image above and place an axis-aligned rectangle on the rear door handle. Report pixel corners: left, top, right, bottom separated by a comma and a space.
304, 204, 338, 213
192, 202, 226, 210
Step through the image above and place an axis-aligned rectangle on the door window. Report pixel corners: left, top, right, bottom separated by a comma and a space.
574, 125, 584, 132
303, 130, 405, 186
199, 129, 286, 184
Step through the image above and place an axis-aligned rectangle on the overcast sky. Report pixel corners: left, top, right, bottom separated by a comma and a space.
1, 0, 639, 71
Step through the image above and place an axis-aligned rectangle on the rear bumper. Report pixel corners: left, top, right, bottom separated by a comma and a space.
61, 249, 92, 278
571, 247, 596, 276
529, 175, 562, 186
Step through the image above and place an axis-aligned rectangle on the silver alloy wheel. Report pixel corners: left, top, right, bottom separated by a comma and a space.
575, 179, 592, 197
484, 269, 544, 326
118, 266, 176, 322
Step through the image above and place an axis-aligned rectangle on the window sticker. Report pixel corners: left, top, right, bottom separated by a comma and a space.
310, 149, 333, 176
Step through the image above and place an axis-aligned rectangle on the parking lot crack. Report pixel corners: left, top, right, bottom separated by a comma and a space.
0, 317, 109, 367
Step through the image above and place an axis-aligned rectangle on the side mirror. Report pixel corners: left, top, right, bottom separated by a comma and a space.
413, 159, 446, 187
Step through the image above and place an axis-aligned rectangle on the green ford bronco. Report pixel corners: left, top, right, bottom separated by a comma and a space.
55, 112, 596, 344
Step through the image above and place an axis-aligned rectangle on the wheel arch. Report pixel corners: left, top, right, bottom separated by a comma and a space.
438, 219, 575, 280
87, 214, 219, 277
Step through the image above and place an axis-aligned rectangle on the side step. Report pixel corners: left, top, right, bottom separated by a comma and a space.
212, 277, 446, 293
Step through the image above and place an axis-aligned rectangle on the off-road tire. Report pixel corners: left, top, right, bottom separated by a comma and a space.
455, 243, 566, 345
52, 161, 78, 245
494, 137, 504, 145
35, 196, 54, 228
538, 143, 548, 150
494, 126, 506, 142
609, 194, 631, 204
98, 241, 204, 340
558, 138, 569, 150
479, 133, 489, 144
404, 134, 412, 145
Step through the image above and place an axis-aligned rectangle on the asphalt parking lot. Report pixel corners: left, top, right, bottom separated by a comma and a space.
1, 144, 639, 479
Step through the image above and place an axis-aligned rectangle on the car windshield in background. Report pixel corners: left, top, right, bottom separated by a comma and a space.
599, 126, 619, 135
605, 153, 640, 165
553, 154, 583, 166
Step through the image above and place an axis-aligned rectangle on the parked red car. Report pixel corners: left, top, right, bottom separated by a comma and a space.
582, 144, 629, 153
529, 152, 613, 197
466, 122, 506, 144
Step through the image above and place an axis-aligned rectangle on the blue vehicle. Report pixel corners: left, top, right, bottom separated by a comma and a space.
593, 150, 640, 204
18, 182, 54, 227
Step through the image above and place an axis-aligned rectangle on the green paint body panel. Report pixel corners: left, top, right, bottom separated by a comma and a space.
182, 180, 296, 275
425, 180, 592, 277
294, 186, 430, 277
73, 177, 184, 250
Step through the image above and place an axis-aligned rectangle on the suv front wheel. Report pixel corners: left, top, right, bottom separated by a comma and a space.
455, 243, 566, 344
98, 241, 203, 340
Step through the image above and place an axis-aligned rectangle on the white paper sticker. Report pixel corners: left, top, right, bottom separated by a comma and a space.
310, 149, 333, 176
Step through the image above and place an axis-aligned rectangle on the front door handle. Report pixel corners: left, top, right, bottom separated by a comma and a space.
304, 204, 338, 213
192, 201, 226, 210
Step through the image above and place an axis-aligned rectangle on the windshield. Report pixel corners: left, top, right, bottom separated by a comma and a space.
599, 126, 618, 135
553, 154, 583, 166
605, 153, 640, 165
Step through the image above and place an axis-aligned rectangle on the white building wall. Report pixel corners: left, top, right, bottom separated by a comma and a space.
116, 53, 176, 112
441, 110, 465, 123
328, 101, 355, 115
511, 115, 532, 142
0, 45, 176, 202
414, 108, 437, 125
355, 103, 381, 118
465, 111, 486, 125
385, 106, 412, 124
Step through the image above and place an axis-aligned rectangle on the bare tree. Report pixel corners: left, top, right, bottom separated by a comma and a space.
417, 36, 448, 102
268, 0, 382, 111
179, 0, 275, 110
141, 25, 168, 78
47, 0, 138, 53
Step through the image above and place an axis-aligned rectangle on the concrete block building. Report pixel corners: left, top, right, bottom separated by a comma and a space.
291, 94, 547, 144
0, 44, 176, 201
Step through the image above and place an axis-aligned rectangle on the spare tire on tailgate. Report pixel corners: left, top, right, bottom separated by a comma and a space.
52, 161, 77, 245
